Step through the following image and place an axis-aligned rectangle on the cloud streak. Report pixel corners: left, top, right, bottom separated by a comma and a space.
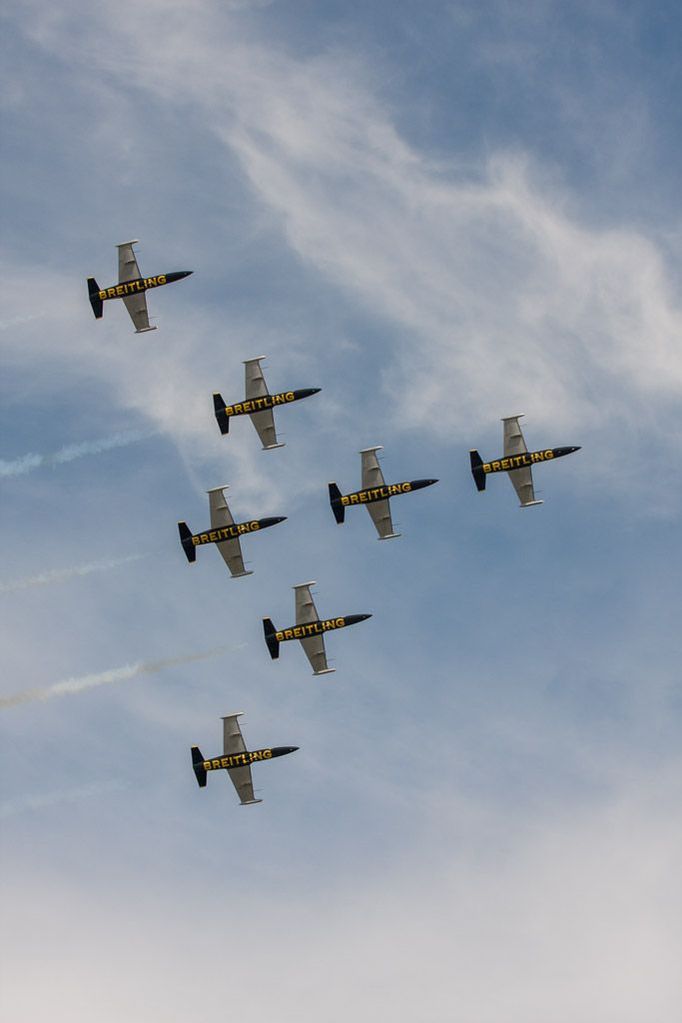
0, 646, 232, 709
0, 553, 150, 594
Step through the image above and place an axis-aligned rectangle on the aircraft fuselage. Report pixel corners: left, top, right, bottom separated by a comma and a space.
340, 478, 437, 506
190, 516, 285, 548
481, 446, 580, 475
219, 388, 321, 420
274, 614, 371, 643
95, 270, 192, 303
201, 746, 298, 774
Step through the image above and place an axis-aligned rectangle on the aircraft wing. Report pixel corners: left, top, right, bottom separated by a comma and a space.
117, 241, 142, 283
367, 499, 399, 539
502, 416, 528, 457
122, 291, 155, 333
502, 416, 542, 506
222, 713, 247, 756
300, 634, 333, 676
208, 487, 235, 529
294, 583, 319, 624
221, 714, 261, 803
244, 358, 284, 449
216, 538, 251, 578
360, 447, 386, 489
293, 583, 335, 675
207, 486, 251, 576
508, 466, 540, 507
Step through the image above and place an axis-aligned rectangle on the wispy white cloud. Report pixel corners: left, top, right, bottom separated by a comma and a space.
6, 2, 681, 507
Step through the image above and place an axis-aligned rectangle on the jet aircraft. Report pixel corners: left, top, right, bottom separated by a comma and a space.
87, 240, 192, 333
470, 415, 580, 507
213, 357, 320, 449
191, 713, 298, 805
178, 485, 286, 578
263, 582, 371, 675
328, 446, 438, 539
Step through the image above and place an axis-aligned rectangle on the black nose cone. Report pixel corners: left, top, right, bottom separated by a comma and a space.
273, 516, 288, 525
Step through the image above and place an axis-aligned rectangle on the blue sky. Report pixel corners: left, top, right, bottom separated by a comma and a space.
1, 2, 681, 1019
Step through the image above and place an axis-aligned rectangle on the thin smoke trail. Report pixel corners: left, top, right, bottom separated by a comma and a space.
0, 553, 150, 594
0, 646, 234, 710
0, 780, 126, 820
0, 429, 157, 478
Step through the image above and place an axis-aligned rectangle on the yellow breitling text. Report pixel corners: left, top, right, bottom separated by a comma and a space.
192, 521, 261, 545
275, 617, 346, 642
341, 482, 412, 506
483, 450, 554, 473
204, 749, 274, 771
223, 392, 296, 417
99, 276, 167, 301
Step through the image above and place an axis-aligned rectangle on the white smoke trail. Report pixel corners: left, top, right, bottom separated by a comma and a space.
0, 429, 156, 478
0, 646, 235, 710
0, 553, 150, 594
0, 780, 126, 820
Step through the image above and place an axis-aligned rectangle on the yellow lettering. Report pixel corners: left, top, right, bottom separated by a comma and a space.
335, 617, 345, 627
243, 400, 253, 414
191, 536, 200, 546
350, 494, 360, 505
212, 759, 221, 770
359, 491, 368, 502
199, 534, 209, 544
492, 461, 501, 471
283, 628, 294, 640
220, 757, 229, 768
209, 531, 217, 542
285, 392, 295, 402
263, 749, 273, 759
341, 496, 349, 506
203, 760, 211, 771
233, 403, 243, 415
402, 482, 412, 492
98, 290, 106, 300
545, 449, 554, 460
224, 405, 234, 417
107, 288, 117, 299
501, 458, 510, 470
275, 631, 284, 641
483, 463, 492, 473
293, 627, 303, 638
157, 274, 167, 285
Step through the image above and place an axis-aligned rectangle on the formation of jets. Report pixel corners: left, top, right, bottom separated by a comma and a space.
85, 242, 582, 806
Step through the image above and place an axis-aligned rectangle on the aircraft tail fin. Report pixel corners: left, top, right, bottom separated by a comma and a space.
178, 522, 197, 563
213, 394, 230, 435
469, 450, 486, 492
191, 746, 207, 788
87, 278, 104, 319
262, 618, 280, 660
328, 482, 345, 524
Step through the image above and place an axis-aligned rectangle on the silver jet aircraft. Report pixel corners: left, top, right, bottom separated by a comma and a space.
263, 582, 371, 676
470, 415, 580, 507
178, 485, 286, 578
87, 240, 192, 333
328, 446, 438, 539
213, 357, 320, 449
191, 713, 298, 806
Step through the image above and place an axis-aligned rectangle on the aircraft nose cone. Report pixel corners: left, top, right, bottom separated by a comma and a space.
358, 613, 372, 622
273, 516, 288, 524
310, 387, 322, 395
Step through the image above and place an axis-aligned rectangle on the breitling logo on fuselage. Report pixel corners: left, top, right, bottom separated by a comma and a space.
483, 450, 555, 474
275, 617, 348, 642
222, 392, 297, 418
192, 521, 262, 546
98, 275, 168, 301
204, 748, 273, 772
341, 482, 413, 505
